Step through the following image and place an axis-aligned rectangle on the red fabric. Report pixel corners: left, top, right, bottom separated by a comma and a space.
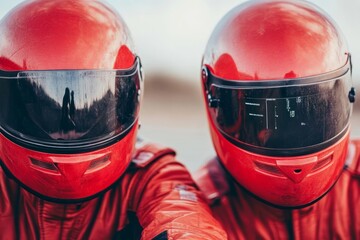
0, 143, 226, 240
195, 140, 360, 239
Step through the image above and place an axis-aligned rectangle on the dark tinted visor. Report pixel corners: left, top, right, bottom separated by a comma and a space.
204, 60, 353, 156
0, 57, 143, 153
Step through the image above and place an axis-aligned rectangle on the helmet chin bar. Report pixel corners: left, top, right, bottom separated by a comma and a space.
0, 123, 137, 202
231, 172, 342, 209
211, 122, 350, 208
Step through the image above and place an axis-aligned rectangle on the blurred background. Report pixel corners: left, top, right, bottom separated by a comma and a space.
1, 0, 359, 172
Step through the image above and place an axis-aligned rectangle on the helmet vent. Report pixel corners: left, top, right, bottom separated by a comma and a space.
312, 154, 333, 172
294, 169, 302, 174
254, 161, 282, 176
30, 157, 58, 172
86, 154, 111, 173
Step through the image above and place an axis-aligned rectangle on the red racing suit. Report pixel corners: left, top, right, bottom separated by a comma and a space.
195, 140, 360, 239
0, 142, 227, 240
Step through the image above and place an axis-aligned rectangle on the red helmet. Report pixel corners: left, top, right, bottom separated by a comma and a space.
0, 0, 143, 202
202, 0, 355, 207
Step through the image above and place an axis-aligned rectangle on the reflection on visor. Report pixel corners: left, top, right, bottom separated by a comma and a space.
0, 57, 143, 153
204, 60, 353, 156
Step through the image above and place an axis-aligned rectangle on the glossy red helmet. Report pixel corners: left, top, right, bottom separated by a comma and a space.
202, 0, 355, 207
0, 0, 143, 202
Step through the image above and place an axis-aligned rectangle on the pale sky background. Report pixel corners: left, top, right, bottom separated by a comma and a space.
1, 1, 360, 171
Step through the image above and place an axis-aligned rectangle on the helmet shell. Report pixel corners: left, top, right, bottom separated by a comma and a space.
0, 0, 139, 201
202, 0, 351, 207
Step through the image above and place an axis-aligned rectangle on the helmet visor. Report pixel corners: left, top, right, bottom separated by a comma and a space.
0, 57, 143, 153
205, 61, 353, 156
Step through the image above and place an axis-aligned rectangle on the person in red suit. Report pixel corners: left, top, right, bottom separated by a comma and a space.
0, 1, 226, 239
195, 0, 359, 239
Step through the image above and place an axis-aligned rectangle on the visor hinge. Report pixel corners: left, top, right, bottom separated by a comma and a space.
348, 87, 356, 103
207, 93, 220, 108
202, 66, 220, 108
207, 92, 220, 108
